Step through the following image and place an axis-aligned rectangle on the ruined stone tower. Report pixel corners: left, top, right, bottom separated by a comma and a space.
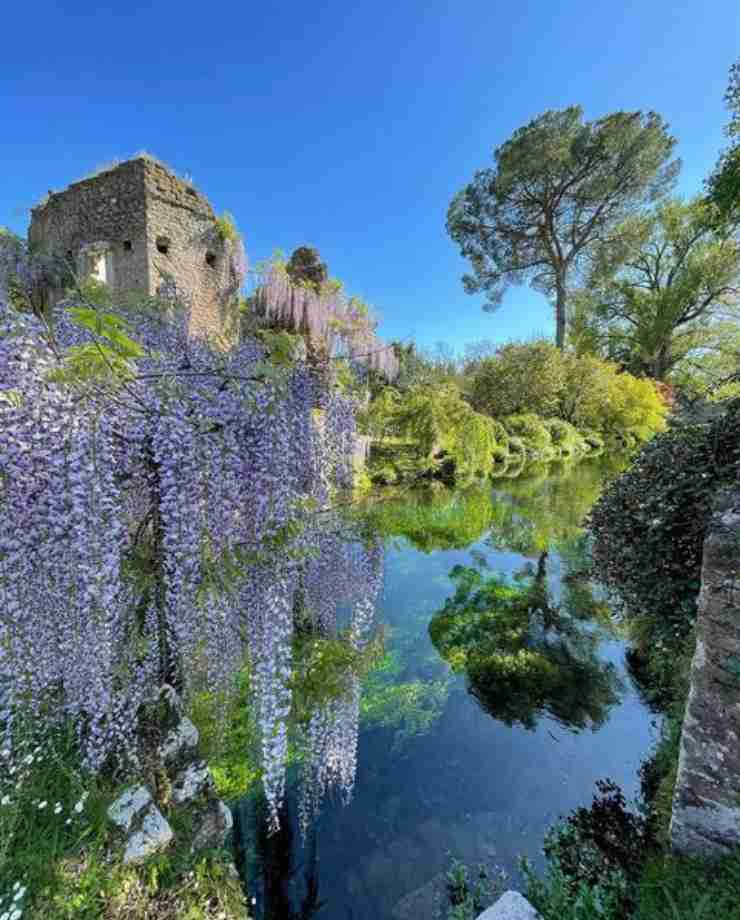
28, 156, 241, 337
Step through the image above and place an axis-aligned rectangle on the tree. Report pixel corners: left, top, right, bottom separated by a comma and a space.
469, 339, 566, 417
706, 57, 740, 225
285, 245, 329, 292
571, 196, 740, 381
447, 107, 679, 348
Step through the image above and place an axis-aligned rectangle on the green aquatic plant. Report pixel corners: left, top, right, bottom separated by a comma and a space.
442, 855, 505, 920
360, 672, 450, 752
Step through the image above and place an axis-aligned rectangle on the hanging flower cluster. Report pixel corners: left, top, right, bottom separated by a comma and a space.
250, 261, 400, 382
0, 276, 382, 830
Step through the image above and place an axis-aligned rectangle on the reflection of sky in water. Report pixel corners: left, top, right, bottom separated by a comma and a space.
236, 461, 658, 920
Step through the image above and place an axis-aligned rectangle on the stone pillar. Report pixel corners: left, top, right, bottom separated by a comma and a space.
670, 488, 740, 855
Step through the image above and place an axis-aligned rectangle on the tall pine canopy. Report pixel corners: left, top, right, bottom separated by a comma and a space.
447, 106, 679, 348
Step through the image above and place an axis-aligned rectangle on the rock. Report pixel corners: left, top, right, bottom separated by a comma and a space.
191, 798, 233, 852
123, 804, 174, 863
159, 717, 199, 764
107, 785, 153, 832
476, 890, 542, 920
172, 760, 212, 804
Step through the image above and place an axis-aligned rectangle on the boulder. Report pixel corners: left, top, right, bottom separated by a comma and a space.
159, 716, 199, 764
107, 785, 153, 833
191, 798, 233, 853
123, 804, 174, 864
476, 890, 542, 920
171, 760, 212, 804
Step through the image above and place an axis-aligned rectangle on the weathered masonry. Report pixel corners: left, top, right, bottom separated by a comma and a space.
670, 487, 740, 855
29, 157, 241, 337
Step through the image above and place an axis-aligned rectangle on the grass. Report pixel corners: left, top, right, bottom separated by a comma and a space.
214, 213, 241, 243
0, 703, 249, 919
634, 851, 740, 919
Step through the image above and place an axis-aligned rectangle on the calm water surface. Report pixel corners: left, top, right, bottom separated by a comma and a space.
234, 457, 658, 920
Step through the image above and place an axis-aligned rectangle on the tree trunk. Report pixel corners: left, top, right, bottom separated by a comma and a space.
555, 280, 567, 350
146, 443, 183, 695
653, 344, 671, 381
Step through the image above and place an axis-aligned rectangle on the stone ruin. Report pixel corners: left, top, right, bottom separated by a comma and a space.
670, 487, 740, 856
28, 155, 242, 337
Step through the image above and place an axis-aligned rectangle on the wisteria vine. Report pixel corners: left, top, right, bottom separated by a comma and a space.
0, 267, 383, 831
250, 260, 400, 382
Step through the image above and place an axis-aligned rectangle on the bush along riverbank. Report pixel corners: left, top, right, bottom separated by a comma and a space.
360, 342, 669, 487
516, 397, 740, 919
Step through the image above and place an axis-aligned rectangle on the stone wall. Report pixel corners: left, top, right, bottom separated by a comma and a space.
142, 158, 236, 338
29, 160, 150, 306
28, 157, 238, 338
670, 487, 740, 855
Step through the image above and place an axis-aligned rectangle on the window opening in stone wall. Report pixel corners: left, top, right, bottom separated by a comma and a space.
123, 240, 132, 252
156, 236, 170, 255
205, 252, 217, 268
91, 253, 107, 285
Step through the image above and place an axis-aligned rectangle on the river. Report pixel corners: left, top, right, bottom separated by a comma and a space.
233, 455, 658, 920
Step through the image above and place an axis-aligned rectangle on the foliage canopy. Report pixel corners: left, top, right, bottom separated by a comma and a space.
447, 106, 679, 347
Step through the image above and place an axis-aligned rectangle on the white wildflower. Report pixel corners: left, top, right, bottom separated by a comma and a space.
1, 795, 10, 806
53, 803, 62, 815
37, 800, 47, 810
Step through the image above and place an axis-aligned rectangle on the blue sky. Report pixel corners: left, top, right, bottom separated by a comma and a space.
3, 1, 738, 354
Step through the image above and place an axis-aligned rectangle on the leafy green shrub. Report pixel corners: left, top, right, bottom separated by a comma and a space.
469, 340, 566, 418
214, 211, 241, 242
506, 434, 525, 455
489, 418, 509, 446
558, 353, 618, 430
466, 339, 667, 445
502, 414, 553, 456
370, 384, 506, 482
581, 429, 605, 451
443, 856, 504, 920
600, 373, 668, 443
542, 418, 587, 457
523, 854, 624, 920
588, 398, 740, 701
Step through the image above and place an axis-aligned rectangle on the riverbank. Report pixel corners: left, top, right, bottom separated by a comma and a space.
510, 400, 740, 920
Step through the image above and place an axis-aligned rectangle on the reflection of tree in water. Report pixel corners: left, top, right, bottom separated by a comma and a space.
485, 455, 629, 557
359, 482, 497, 551
253, 796, 325, 920
359, 454, 630, 556
429, 555, 623, 731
